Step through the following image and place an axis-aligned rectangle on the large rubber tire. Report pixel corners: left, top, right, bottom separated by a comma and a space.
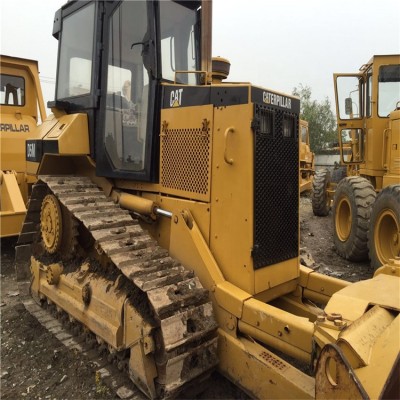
312, 169, 331, 216
368, 185, 400, 270
332, 176, 376, 261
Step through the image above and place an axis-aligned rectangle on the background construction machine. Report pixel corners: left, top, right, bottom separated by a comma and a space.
312, 55, 400, 269
0, 55, 47, 237
299, 119, 315, 193
15, 2, 399, 399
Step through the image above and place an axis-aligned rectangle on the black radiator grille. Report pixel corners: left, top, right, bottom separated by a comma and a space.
253, 104, 299, 269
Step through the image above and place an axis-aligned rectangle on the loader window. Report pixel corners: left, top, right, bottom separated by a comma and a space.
366, 73, 372, 118
0, 75, 25, 106
336, 76, 362, 119
159, 1, 201, 84
56, 3, 95, 99
378, 65, 400, 117
340, 128, 364, 163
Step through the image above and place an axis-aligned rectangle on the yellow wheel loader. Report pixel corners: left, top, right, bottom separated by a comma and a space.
299, 119, 315, 193
313, 55, 399, 269
15, 2, 399, 399
0, 55, 47, 237
333, 55, 400, 269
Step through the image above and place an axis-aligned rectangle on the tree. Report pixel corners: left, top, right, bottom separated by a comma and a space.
292, 84, 337, 153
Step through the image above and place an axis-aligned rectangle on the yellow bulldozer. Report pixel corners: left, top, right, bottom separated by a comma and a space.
15, 2, 399, 399
299, 119, 315, 193
312, 55, 400, 269
0, 55, 47, 237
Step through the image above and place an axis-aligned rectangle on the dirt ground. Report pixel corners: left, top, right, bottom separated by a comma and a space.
0, 196, 373, 400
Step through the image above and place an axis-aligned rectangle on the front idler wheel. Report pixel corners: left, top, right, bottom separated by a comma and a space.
40, 192, 78, 259
41, 194, 63, 254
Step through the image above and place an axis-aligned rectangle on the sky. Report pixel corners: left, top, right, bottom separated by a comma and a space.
1, 0, 399, 112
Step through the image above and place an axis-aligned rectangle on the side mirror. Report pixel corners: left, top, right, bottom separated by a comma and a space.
345, 97, 353, 115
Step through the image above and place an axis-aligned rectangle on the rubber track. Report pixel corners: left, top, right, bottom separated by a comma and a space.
18, 175, 218, 398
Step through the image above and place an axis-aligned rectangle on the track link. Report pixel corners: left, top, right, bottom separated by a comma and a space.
16, 175, 218, 399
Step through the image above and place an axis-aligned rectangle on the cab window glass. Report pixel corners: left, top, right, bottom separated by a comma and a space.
0, 75, 25, 106
159, 1, 200, 84
336, 76, 362, 119
378, 65, 400, 117
104, 1, 149, 172
366, 73, 372, 117
340, 128, 364, 163
57, 3, 95, 99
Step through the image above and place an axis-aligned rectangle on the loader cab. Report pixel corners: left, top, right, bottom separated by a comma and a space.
333, 55, 400, 185
52, 0, 203, 182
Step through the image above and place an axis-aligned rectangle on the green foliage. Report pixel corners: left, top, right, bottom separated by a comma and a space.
293, 84, 337, 153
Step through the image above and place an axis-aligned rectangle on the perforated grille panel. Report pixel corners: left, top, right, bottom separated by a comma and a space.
160, 127, 211, 197
253, 104, 299, 269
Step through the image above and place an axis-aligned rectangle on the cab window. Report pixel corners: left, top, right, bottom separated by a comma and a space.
159, 1, 201, 84
336, 76, 363, 120
0, 75, 25, 106
56, 3, 95, 99
378, 65, 400, 117
104, 1, 149, 172
366, 73, 372, 117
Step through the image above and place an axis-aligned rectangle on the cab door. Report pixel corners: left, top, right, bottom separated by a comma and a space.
96, 0, 159, 182
334, 73, 366, 166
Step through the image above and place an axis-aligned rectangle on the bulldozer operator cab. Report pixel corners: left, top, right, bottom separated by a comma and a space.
334, 55, 400, 177
51, 0, 201, 182
46, 0, 301, 296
